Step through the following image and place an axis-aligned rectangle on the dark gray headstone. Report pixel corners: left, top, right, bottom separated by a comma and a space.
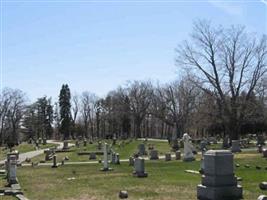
119, 190, 128, 199
150, 150, 159, 160
175, 151, 181, 160
197, 150, 243, 200
259, 182, 267, 190
165, 153, 171, 161
51, 155, 58, 168
231, 140, 241, 153
133, 158, 148, 177
129, 157, 134, 166
138, 144, 146, 156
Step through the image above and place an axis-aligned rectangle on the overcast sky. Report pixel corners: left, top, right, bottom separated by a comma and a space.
1, 0, 266, 101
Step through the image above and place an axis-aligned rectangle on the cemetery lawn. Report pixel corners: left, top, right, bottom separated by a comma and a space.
18, 152, 267, 200
30, 140, 172, 163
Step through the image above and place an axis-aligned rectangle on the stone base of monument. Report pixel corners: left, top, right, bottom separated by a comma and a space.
197, 184, 243, 200
183, 157, 195, 162
132, 171, 148, 178
7, 178, 18, 186
100, 167, 113, 171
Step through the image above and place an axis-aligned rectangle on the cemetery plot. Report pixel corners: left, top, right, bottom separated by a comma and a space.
11, 139, 267, 200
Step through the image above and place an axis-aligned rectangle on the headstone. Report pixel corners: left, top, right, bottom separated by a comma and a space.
182, 133, 195, 161
115, 153, 120, 164
111, 152, 116, 164
119, 190, 128, 199
100, 143, 112, 171
175, 151, 181, 160
259, 182, 267, 190
83, 139, 87, 147
7, 155, 17, 185
231, 140, 241, 153
97, 141, 102, 150
165, 153, 171, 161
197, 150, 243, 200
7, 151, 19, 161
262, 149, 267, 158
200, 158, 205, 174
200, 140, 208, 153
129, 157, 134, 166
51, 155, 58, 168
138, 144, 146, 156
133, 158, 148, 177
63, 140, 69, 150
89, 152, 96, 160
222, 136, 230, 149
150, 150, 159, 160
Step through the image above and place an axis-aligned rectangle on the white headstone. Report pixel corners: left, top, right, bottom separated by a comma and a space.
182, 133, 195, 161
101, 143, 112, 171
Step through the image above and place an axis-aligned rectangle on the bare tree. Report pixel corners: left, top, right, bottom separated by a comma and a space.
176, 20, 267, 140
81, 91, 97, 139
0, 88, 12, 144
127, 81, 153, 138
0, 88, 27, 147
152, 75, 199, 139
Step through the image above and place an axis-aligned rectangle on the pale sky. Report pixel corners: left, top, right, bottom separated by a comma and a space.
1, 0, 266, 101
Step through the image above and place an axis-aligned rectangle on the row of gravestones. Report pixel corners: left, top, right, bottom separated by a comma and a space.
138, 133, 196, 161
28, 137, 47, 146
137, 143, 182, 161
172, 134, 265, 152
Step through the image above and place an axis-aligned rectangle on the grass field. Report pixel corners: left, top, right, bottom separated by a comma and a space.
15, 140, 267, 200
30, 139, 173, 163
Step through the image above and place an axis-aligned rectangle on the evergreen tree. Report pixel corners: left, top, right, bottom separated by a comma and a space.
59, 84, 71, 140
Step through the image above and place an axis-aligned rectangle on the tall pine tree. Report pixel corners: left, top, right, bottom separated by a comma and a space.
59, 84, 71, 140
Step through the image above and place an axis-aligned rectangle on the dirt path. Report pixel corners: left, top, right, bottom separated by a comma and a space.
0, 140, 74, 165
